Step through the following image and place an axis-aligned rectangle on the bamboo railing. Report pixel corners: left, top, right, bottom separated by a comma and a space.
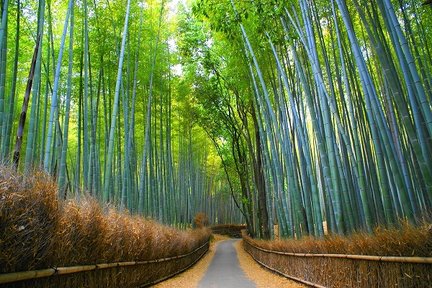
0, 240, 209, 287
247, 243, 432, 264
242, 236, 432, 287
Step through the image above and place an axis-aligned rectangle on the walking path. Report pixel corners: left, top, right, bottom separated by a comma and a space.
198, 239, 255, 288
154, 236, 303, 288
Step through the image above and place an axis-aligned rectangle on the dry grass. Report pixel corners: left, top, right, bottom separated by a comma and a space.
0, 166, 211, 281
244, 223, 432, 257
242, 224, 432, 288
193, 212, 209, 229
0, 168, 59, 272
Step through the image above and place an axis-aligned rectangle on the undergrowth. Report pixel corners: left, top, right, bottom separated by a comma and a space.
193, 212, 209, 228
243, 222, 432, 257
0, 166, 211, 274
211, 224, 246, 238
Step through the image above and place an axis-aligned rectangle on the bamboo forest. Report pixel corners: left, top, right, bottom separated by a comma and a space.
0, 0, 432, 287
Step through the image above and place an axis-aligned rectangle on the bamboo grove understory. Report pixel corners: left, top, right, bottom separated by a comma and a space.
0, 0, 431, 239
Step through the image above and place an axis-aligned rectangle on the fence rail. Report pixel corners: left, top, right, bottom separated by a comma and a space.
243, 236, 432, 288
247, 241, 432, 264
0, 240, 209, 288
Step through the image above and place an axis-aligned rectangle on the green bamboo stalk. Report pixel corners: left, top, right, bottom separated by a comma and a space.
103, 0, 132, 202
2, 0, 20, 160
58, 0, 74, 198
0, 0, 8, 156
43, 0, 73, 173
139, 1, 165, 213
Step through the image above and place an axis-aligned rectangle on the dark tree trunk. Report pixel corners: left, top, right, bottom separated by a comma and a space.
251, 105, 270, 239
13, 34, 41, 170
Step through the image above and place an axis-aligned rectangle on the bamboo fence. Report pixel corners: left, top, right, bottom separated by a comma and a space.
242, 236, 432, 287
0, 240, 209, 288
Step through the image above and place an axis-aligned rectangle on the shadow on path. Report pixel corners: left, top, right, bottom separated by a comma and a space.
198, 239, 255, 288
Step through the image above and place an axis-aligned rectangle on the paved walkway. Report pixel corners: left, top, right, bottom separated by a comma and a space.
198, 239, 256, 288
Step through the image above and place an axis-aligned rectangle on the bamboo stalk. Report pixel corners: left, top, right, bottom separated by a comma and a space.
12, 33, 42, 170
0, 268, 55, 284
55, 265, 96, 275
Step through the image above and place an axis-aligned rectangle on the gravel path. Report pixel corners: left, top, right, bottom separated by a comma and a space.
198, 239, 255, 288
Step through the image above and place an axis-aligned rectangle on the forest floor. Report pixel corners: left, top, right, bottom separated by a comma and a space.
154, 235, 303, 288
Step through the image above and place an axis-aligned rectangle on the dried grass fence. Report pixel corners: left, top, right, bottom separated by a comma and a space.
0, 239, 209, 288
0, 167, 211, 287
242, 231, 432, 287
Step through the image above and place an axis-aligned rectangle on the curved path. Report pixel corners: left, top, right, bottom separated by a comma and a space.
198, 239, 255, 288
